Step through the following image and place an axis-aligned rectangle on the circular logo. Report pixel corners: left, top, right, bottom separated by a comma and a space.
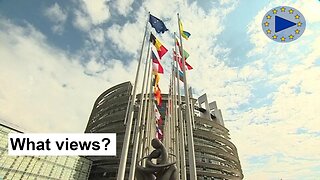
262, 6, 306, 43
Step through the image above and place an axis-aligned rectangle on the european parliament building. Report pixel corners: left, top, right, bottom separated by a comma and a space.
85, 82, 243, 180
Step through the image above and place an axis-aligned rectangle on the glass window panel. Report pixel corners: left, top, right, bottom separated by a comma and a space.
28, 175, 38, 180
13, 172, 23, 179
0, 169, 7, 176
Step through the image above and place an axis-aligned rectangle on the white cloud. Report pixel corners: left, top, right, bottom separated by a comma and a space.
44, 3, 67, 24
44, 3, 68, 34
89, 27, 105, 43
294, 0, 320, 23
106, 22, 143, 55
272, 62, 289, 73
73, 9, 91, 32
86, 58, 104, 72
73, 0, 110, 31
234, 1, 320, 178
82, 0, 110, 25
0, 18, 136, 133
238, 60, 266, 81
114, 0, 134, 16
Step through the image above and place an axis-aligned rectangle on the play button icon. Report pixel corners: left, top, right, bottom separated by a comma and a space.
262, 6, 306, 43
275, 16, 296, 33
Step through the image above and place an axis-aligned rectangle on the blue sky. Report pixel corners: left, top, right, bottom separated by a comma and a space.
1, 0, 320, 179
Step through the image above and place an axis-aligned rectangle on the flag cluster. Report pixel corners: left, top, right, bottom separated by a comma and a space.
147, 13, 193, 141
149, 14, 169, 141
149, 22, 167, 107
149, 32, 165, 117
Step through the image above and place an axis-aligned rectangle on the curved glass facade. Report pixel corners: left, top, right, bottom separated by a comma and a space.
85, 81, 133, 180
85, 82, 243, 180
191, 116, 243, 179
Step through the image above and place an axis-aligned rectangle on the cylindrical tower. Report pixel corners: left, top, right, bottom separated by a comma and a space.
191, 115, 243, 179
84, 81, 133, 180
85, 82, 243, 180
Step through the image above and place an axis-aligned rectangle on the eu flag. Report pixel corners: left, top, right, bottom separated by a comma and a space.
149, 14, 168, 34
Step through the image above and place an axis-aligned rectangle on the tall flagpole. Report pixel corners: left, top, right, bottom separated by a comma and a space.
138, 54, 152, 161
172, 61, 180, 177
117, 19, 149, 180
128, 42, 151, 180
174, 33, 187, 180
146, 73, 154, 156
177, 13, 198, 180
145, 55, 155, 159
138, 46, 153, 162
164, 77, 172, 153
170, 64, 174, 161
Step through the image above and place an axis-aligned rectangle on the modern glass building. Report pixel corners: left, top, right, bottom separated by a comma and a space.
85, 82, 243, 180
84, 81, 133, 180
0, 123, 92, 180
191, 94, 243, 179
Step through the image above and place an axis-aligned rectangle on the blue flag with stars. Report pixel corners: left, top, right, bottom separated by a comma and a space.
149, 14, 168, 34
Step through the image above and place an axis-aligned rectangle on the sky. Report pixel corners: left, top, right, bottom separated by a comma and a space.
0, 0, 320, 179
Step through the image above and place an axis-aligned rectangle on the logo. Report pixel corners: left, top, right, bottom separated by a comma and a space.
262, 6, 306, 43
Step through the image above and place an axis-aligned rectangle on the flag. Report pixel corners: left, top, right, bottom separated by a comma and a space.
174, 67, 184, 82
179, 20, 191, 40
149, 14, 168, 34
178, 59, 193, 70
154, 85, 162, 106
152, 72, 161, 106
153, 73, 160, 87
151, 51, 164, 74
154, 103, 163, 126
150, 33, 168, 59
156, 125, 163, 141
173, 50, 193, 70
182, 49, 190, 59
175, 38, 190, 59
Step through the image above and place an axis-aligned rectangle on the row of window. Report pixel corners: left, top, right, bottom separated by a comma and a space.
96, 90, 130, 110
0, 124, 92, 180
